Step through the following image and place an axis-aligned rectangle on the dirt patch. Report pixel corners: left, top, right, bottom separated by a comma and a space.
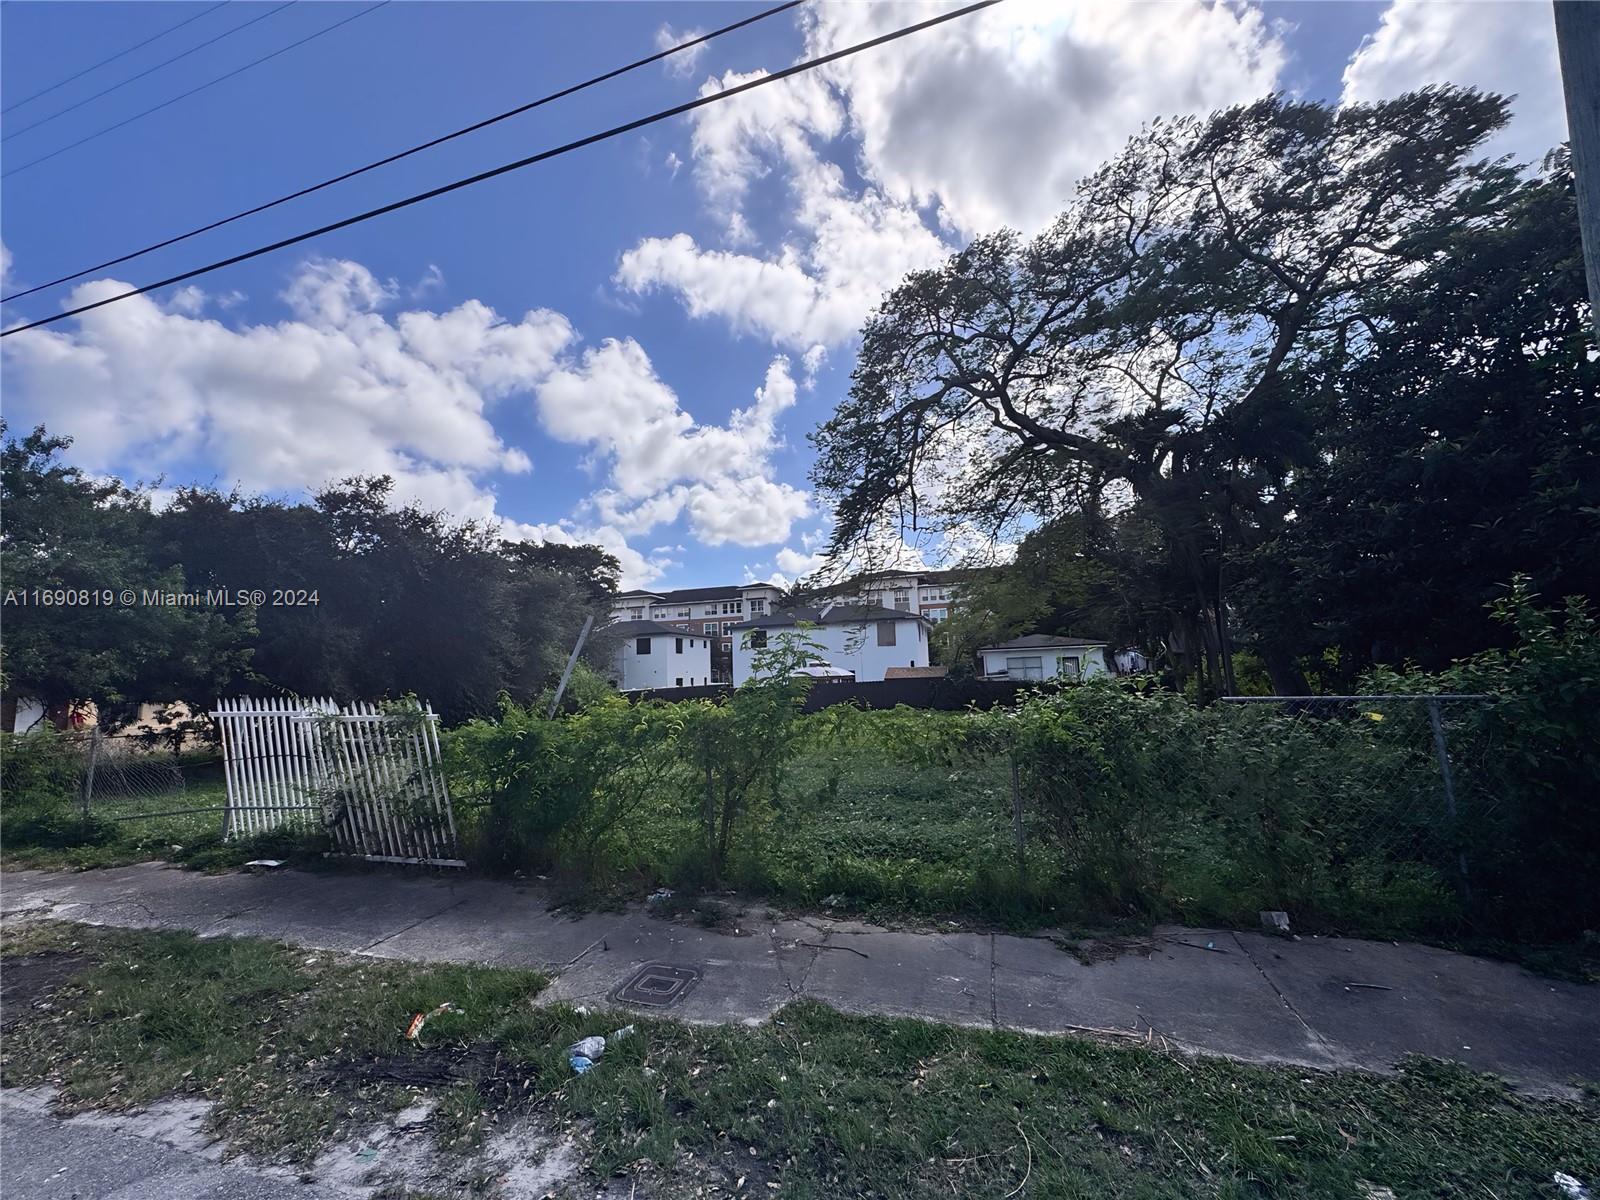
1, 950, 91, 1019
342, 1042, 544, 1105
1051, 935, 1156, 966
646, 894, 755, 935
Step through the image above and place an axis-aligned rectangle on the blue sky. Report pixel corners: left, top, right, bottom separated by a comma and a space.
0, 1, 1565, 589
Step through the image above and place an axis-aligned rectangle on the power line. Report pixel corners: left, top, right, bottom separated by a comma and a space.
1, 0, 1001, 339
2, 2, 231, 115
3, 0, 802, 304
2, 1, 391, 180
3, 2, 297, 141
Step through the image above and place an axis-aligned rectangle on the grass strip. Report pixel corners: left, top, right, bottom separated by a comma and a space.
2, 921, 1595, 1197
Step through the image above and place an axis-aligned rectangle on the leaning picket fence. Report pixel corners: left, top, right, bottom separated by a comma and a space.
210, 697, 462, 867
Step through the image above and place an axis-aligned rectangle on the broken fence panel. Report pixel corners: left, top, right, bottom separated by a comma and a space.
210, 697, 461, 867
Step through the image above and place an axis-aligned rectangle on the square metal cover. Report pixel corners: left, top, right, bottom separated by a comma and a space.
610, 962, 702, 1008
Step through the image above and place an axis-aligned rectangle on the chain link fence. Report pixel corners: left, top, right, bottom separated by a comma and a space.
1000, 693, 1507, 934
59, 728, 230, 841
725, 691, 1522, 937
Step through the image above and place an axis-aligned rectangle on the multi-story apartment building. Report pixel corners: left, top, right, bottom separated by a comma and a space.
815, 567, 982, 625
610, 582, 785, 683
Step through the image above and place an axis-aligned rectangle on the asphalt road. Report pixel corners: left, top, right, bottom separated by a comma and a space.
0, 1095, 335, 1200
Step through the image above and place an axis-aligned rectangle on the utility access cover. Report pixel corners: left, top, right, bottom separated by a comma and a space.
610, 962, 702, 1009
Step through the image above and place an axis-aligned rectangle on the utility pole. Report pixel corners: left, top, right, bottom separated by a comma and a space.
1556, 1, 1600, 345
547, 614, 595, 718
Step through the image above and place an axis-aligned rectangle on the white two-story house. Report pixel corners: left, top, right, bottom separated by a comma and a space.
610, 582, 784, 682
728, 604, 932, 685
608, 621, 714, 691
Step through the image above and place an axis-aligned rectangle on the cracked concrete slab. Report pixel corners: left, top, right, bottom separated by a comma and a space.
361, 880, 624, 969
1233, 930, 1600, 1087
194, 871, 476, 952
802, 929, 993, 1029
990, 928, 1340, 1067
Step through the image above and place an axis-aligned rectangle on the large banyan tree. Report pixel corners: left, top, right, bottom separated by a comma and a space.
810, 87, 1518, 694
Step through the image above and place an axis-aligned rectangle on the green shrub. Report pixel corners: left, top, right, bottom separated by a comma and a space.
441, 582, 1596, 944
0, 728, 113, 847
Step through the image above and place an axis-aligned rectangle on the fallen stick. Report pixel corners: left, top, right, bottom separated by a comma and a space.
797, 941, 869, 958
1161, 937, 1228, 954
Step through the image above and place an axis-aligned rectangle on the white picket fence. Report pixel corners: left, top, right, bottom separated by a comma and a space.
210, 697, 461, 867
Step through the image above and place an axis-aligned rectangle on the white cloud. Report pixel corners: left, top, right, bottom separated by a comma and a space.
616, 140, 947, 349
3, 256, 817, 587
536, 348, 809, 546
1341, 0, 1565, 165
775, 545, 829, 577
656, 23, 709, 79
618, 1, 1288, 352
1, 263, 564, 518
809, 0, 1286, 239
507, 519, 675, 590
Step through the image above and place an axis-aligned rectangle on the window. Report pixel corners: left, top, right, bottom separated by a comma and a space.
748, 630, 768, 649
676, 677, 683, 687
636, 637, 652, 655
749, 598, 766, 614
1005, 655, 1043, 680
704, 622, 718, 635
892, 590, 911, 610
925, 607, 948, 623
876, 621, 897, 646
923, 588, 947, 603
720, 600, 743, 615
677, 607, 692, 618
722, 621, 736, 635
703, 605, 718, 616
1056, 655, 1081, 679
675, 638, 683, 654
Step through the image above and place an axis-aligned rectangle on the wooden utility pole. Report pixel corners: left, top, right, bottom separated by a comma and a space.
1556, 1, 1600, 345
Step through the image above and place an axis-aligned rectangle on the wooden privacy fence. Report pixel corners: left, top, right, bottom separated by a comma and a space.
210, 697, 461, 867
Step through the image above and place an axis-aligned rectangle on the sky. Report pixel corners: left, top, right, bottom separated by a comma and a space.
0, 0, 1567, 590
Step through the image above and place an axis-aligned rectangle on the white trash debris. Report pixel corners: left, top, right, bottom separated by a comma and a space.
566, 1025, 637, 1074
648, 888, 675, 904
1554, 1173, 1592, 1200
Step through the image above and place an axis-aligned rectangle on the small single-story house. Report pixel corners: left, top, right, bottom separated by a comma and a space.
729, 604, 931, 685
978, 634, 1109, 681
608, 620, 714, 691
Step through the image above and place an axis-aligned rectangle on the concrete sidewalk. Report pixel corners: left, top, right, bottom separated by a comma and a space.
4, 863, 1596, 1092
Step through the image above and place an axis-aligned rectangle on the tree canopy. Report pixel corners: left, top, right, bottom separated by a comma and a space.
809, 86, 1587, 694
1, 428, 620, 727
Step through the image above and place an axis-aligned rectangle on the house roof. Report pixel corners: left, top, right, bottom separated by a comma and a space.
729, 604, 930, 631
979, 633, 1108, 651
812, 565, 993, 595
616, 582, 779, 605
884, 665, 949, 679
609, 620, 697, 639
